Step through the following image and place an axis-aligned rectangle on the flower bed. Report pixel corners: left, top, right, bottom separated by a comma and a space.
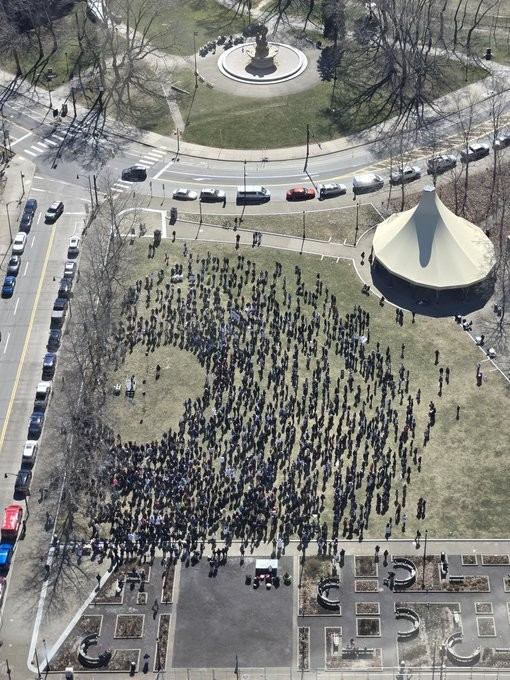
357, 618, 381, 636
355, 556, 378, 578
477, 617, 496, 636
114, 614, 145, 639
475, 602, 493, 614
155, 614, 171, 670
461, 554, 477, 566
161, 564, 175, 604
481, 554, 510, 566
298, 627, 310, 670
356, 602, 380, 615
443, 575, 490, 592
355, 579, 379, 593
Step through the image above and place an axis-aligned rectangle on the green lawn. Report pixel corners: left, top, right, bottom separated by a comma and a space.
102, 233, 510, 540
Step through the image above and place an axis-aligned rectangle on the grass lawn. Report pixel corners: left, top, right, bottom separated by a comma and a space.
101, 229, 510, 540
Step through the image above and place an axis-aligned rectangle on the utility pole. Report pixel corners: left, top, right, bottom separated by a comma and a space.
421, 529, 428, 589
193, 32, 199, 89
304, 123, 310, 173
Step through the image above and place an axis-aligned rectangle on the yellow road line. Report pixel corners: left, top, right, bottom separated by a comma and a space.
0, 223, 57, 453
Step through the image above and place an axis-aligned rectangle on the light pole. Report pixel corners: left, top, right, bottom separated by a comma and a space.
65, 52, 69, 76
193, 32, 199, 90
5, 200, 15, 243
240, 159, 247, 223
20, 172, 25, 201
43, 638, 50, 672
421, 528, 428, 589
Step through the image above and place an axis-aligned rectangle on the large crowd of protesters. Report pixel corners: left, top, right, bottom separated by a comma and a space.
86, 249, 439, 563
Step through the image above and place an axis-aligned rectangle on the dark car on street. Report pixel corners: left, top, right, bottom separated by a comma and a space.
1, 275, 16, 298
14, 469, 32, 497
19, 212, 33, 234
23, 198, 38, 219
42, 352, 57, 379
47, 329, 62, 351
28, 410, 45, 439
6, 256, 20, 276
53, 297, 69, 313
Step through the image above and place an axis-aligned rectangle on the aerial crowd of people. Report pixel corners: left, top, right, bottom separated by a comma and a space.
89, 249, 437, 562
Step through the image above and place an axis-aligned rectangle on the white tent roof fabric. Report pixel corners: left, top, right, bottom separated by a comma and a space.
372, 186, 495, 290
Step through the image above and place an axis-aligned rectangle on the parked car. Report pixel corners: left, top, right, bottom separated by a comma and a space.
460, 143, 490, 163
12, 232, 27, 254
63, 261, 77, 280
318, 183, 347, 199
45, 200, 64, 223
121, 166, 147, 182
58, 278, 72, 298
1, 504, 23, 542
19, 212, 33, 234
23, 198, 38, 219
200, 188, 226, 202
34, 381, 52, 411
172, 188, 198, 201
353, 174, 384, 195
494, 134, 510, 150
28, 410, 45, 439
0, 544, 13, 572
42, 352, 58, 379
389, 166, 421, 185
14, 468, 32, 496
6, 255, 20, 276
67, 236, 81, 257
53, 297, 69, 313
1, 275, 16, 298
286, 186, 316, 201
22, 440, 39, 467
427, 154, 457, 175
47, 328, 62, 351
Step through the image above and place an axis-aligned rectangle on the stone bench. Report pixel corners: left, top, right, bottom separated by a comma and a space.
396, 606, 420, 640
449, 575, 464, 584
78, 635, 112, 669
342, 647, 374, 658
446, 631, 480, 666
317, 577, 341, 611
392, 558, 417, 589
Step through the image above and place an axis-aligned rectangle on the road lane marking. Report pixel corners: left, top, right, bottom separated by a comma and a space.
23, 261, 29, 276
13, 297, 19, 315
9, 131, 33, 146
0, 223, 57, 454
2, 333, 9, 354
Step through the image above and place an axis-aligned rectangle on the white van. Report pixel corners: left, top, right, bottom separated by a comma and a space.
353, 174, 384, 195
22, 440, 39, 467
236, 186, 271, 204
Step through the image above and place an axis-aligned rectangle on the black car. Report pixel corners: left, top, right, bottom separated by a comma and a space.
19, 213, 33, 234
28, 410, 45, 439
45, 201, 64, 223
14, 468, 32, 496
6, 255, 20, 276
23, 198, 38, 218
53, 297, 69, 312
57, 278, 72, 299
47, 328, 62, 351
42, 352, 57, 379
121, 166, 147, 182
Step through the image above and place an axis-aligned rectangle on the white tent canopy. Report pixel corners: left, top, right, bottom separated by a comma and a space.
372, 186, 495, 290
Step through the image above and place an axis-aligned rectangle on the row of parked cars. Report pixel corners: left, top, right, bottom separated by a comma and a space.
2, 200, 67, 298
165, 139, 508, 206
8, 201, 80, 500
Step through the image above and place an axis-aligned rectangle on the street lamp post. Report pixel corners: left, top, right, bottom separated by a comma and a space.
193, 32, 199, 89
5, 201, 14, 244
43, 638, 50, 672
240, 159, 247, 223
421, 528, 428, 589
65, 52, 69, 76
20, 172, 25, 201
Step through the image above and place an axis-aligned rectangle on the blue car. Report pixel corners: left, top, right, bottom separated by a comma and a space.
1, 275, 16, 298
28, 410, 45, 439
0, 544, 13, 573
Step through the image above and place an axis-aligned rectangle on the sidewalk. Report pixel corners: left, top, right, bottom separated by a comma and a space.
0, 155, 36, 260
